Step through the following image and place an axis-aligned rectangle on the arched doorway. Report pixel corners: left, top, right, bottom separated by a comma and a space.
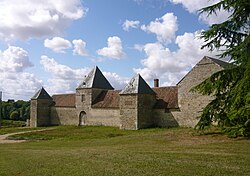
79, 111, 86, 126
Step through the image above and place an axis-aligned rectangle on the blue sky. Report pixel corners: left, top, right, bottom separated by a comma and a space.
0, 0, 229, 100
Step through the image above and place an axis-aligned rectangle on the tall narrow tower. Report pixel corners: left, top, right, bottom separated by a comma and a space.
30, 87, 53, 127
76, 66, 114, 125
120, 74, 156, 130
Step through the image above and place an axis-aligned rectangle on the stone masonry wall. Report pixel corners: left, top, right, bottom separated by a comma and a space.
30, 99, 53, 127
120, 95, 138, 130
50, 107, 77, 125
172, 57, 224, 127
153, 109, 179, 127
75, 88, 103, 118
30, 100, 37, 127
137, 94, 156, 129
86, 108, 120, 127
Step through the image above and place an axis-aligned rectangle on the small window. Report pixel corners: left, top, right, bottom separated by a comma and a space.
81, 95, 85, 102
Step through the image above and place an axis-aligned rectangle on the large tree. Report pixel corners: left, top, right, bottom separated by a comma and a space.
194, 0, 250, 137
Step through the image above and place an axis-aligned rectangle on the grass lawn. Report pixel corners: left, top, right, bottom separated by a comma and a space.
0, 126, 249, 176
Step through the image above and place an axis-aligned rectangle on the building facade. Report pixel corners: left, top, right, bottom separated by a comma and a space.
30, 56, 228, 130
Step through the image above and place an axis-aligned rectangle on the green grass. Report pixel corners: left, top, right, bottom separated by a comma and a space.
0, 126, 249, 176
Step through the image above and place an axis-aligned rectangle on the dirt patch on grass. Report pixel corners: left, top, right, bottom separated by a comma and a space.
0, 128, 55, 144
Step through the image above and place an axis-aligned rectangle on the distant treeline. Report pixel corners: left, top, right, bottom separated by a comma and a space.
0, 100, 30, 121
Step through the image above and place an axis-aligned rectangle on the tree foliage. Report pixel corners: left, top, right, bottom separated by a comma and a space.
194, 0, 250, 137
0, 100, 30, 121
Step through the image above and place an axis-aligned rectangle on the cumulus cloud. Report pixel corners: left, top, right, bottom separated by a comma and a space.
0, 0, 86, 41
141, 13, 178, 43
198, 10, 231, 25
169, 0, 230, 25
40, 55, 89, 94
44, 37, 72, 53
0, 46, 32, 71
169, 0, 214, 13
97, 36, 125, 59
72, 39, 88, 56
0, 46, 33, 72
103, 72, 129, 90
0, 46, 42, 100
134, 31, 221, 86
122, 20, 140, 31
40, 55, 128, 94
40, 55, 88, 80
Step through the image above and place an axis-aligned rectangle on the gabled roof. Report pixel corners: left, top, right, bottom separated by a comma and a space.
177, 56, 229, 85
52, 94, 75, 107
120, 74, 155, 95
78, 66, 114, 90
92, 90, 121, 108
153, 86, 178, 109
31, 87, 52, 100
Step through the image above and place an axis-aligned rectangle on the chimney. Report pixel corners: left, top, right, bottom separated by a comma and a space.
154, 79, 159, 88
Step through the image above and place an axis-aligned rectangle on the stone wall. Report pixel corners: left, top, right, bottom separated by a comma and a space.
153, 109, 179, 127
172, 57, 224, 127
137, 94, 156, 129
30, 100, 37, 127
30, 99, 53, 127
50, 107, 77, 125
86, 108, 120, 127
75, 88, 104, 122
120, 95, 138, 130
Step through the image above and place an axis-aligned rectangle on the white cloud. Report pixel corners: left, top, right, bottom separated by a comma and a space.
103, 72, 129, 90
169, 0, 230, 25
40, 55, 128, 94
97, 36, 125, 59
122, 20, 140, 31
72, 39, 88, 56
40, 55, 89, 94
0, 0, 86, 41
169, 0, 215, 13
141, 13, 178, 43
198, 10, 231, 25
0, 46, 33, 72
134, 44, 144, 52
40, 55, 87, 80
134, 31, 221, 86
44, 37, 72, 53
0, 46, 42, 100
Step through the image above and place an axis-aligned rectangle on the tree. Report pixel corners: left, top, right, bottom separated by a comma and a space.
194, 0, 250, 137
10, 111, 19, 120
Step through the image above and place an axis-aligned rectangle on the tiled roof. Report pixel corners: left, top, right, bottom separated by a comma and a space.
153, 86, 178, 109
120, 74, 155, 95
32, 87, 52, 100
92, 90, 121, 108
52, 94, 75, 107
78, 66, 114, 90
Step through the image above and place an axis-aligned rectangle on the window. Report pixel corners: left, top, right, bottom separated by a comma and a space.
81, 95, 85, 102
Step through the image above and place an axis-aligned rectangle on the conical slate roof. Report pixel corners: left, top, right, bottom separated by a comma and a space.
120, 74, 155, 95
31, 87, 52, 100
78, 66, 113, 90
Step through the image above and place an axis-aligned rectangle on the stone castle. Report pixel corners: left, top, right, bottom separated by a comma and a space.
30, 56, 228, 130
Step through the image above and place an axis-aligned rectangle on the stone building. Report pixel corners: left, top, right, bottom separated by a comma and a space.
30, 56, 228, 130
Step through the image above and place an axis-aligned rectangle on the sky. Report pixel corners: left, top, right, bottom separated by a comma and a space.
0, 0, 230, 100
